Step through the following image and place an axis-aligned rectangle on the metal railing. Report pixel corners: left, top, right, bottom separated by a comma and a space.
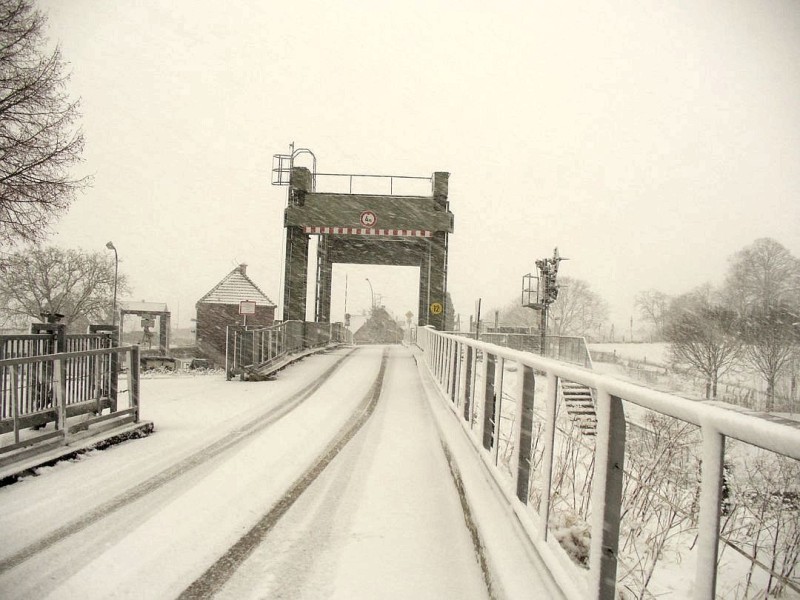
225, 321, 352, 380
1, 332, 119, 423
0, 345, 140, 454
476, 333, 594, 370
417, 327, 800, 600
313, 172, 433, 196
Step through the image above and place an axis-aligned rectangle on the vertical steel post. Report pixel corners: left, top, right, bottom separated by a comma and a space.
694, 427, 725, 600
128, 346, 141, 422
450, 340, 460, 403
93, 354, 103, 415
514, 365, 535, 503
54, 356, 67, 444
11, 365, 20, 444
538, 371, 559, 539
482, 353, 496, 450
589, 389, 626, 599
492, 358, 505, 466
463, 345, 473, 422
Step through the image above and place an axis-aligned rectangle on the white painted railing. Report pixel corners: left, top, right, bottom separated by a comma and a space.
417, 327, 800, 600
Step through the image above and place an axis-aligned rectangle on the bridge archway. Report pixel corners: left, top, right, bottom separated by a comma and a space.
281, 165, 453, 330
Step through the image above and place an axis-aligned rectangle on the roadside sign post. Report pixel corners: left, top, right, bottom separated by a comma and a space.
239, 300, 256, 327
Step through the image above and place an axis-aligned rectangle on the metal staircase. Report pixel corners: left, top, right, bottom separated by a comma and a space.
559, 380, 597, 436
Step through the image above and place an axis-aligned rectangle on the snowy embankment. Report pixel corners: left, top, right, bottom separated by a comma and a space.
0, 346, 549, 599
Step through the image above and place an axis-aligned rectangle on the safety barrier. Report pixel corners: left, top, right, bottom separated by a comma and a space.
0, 345, 140, 455
476, 333, 594, 369
225, 321, 352, 380
417, 327, 800, 600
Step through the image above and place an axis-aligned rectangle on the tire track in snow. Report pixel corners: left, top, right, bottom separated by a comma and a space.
178, 347, 390, 599
0, 347, 359, 575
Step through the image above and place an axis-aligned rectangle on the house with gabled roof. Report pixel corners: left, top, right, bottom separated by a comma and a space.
195, 264, 276, 365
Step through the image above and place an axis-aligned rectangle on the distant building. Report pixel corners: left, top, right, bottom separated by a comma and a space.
195, 264, 276, 364
354, 307, 404, 344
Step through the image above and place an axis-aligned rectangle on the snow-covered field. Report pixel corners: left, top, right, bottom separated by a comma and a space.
0, 346, 553, 599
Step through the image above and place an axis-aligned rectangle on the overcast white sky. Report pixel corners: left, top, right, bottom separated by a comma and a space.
39, 0, 800, 333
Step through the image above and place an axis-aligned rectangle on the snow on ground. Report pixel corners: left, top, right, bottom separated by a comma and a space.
217, 349, 488, 600
588, 342, 669, 365
0, 346, 551, 599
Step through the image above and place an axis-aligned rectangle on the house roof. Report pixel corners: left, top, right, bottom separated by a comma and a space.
197, 264, 275, 307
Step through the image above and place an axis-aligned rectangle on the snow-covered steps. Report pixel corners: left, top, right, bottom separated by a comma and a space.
559, 380, 597, 437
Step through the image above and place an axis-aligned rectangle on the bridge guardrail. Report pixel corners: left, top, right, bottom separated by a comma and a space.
225, 321, 352, 380
418, 327, 800, 600
0, 345, 141, 456
476, 333, 594, 370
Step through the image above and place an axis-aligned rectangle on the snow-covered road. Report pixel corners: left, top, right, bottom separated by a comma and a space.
0, 346, 496, 599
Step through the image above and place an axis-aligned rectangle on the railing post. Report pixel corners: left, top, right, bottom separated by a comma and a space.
482, 352, 496, 450
450, 341, 460, 403
462, 345, 473, 422
11, 364, 21, 444
109, 327, 119, 412
93, 353, 103, 415
514, 365, 535, 503
694, 427, 725, 600
538, 371, 559, 540
492, 358, 505, 465
589, 389, 626, 599
225, 326, 232, 381
127, 346, 141, 422
54, 356, 68, 444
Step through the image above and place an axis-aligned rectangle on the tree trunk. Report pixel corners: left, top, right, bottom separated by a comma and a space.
766, 376, 775, 412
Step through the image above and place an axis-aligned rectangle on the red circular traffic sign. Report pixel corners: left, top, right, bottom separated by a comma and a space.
360, 210, 377, 227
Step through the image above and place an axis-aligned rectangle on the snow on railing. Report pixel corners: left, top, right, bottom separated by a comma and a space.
417, 327, 800, 600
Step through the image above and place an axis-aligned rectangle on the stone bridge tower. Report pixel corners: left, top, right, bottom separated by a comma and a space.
281, 165, 453, 330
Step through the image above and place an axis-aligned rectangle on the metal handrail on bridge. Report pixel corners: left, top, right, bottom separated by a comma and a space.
417, 327, 800, 600
225, 321, 352, 380
0, 345, 141, 455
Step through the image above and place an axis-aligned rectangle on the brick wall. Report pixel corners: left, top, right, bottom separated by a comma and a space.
196, 303, 275, 365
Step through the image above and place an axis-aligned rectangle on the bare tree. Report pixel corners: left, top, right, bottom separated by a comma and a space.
548, 276, 609, 340
0, 0, 87, 246
724, 238, 800, 315
634, 289, 671, 341
740, 305, 799, 411
665, 285, 743, 399
0, 246, 129, 332
723, 239, 800, 411
496, 276, 609, 340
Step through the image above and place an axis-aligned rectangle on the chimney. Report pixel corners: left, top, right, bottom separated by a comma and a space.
238, 263, 247, 275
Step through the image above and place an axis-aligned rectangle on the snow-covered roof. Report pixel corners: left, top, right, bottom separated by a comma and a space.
197, 264, 275, 307
119, 301, 169, 313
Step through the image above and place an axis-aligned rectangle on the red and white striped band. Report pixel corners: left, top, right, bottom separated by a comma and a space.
303, 226, 432, 238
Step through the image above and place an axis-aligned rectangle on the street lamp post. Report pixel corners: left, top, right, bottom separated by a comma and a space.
365, 278, 375, 312
106, 241, 118, 326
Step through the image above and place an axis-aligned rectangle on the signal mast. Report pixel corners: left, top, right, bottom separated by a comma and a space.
522, 247, 566, 355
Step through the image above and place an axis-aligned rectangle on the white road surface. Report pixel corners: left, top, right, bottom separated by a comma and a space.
0, 346, 498, 599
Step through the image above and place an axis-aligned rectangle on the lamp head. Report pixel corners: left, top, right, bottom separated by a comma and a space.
106, 241, 116, 250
